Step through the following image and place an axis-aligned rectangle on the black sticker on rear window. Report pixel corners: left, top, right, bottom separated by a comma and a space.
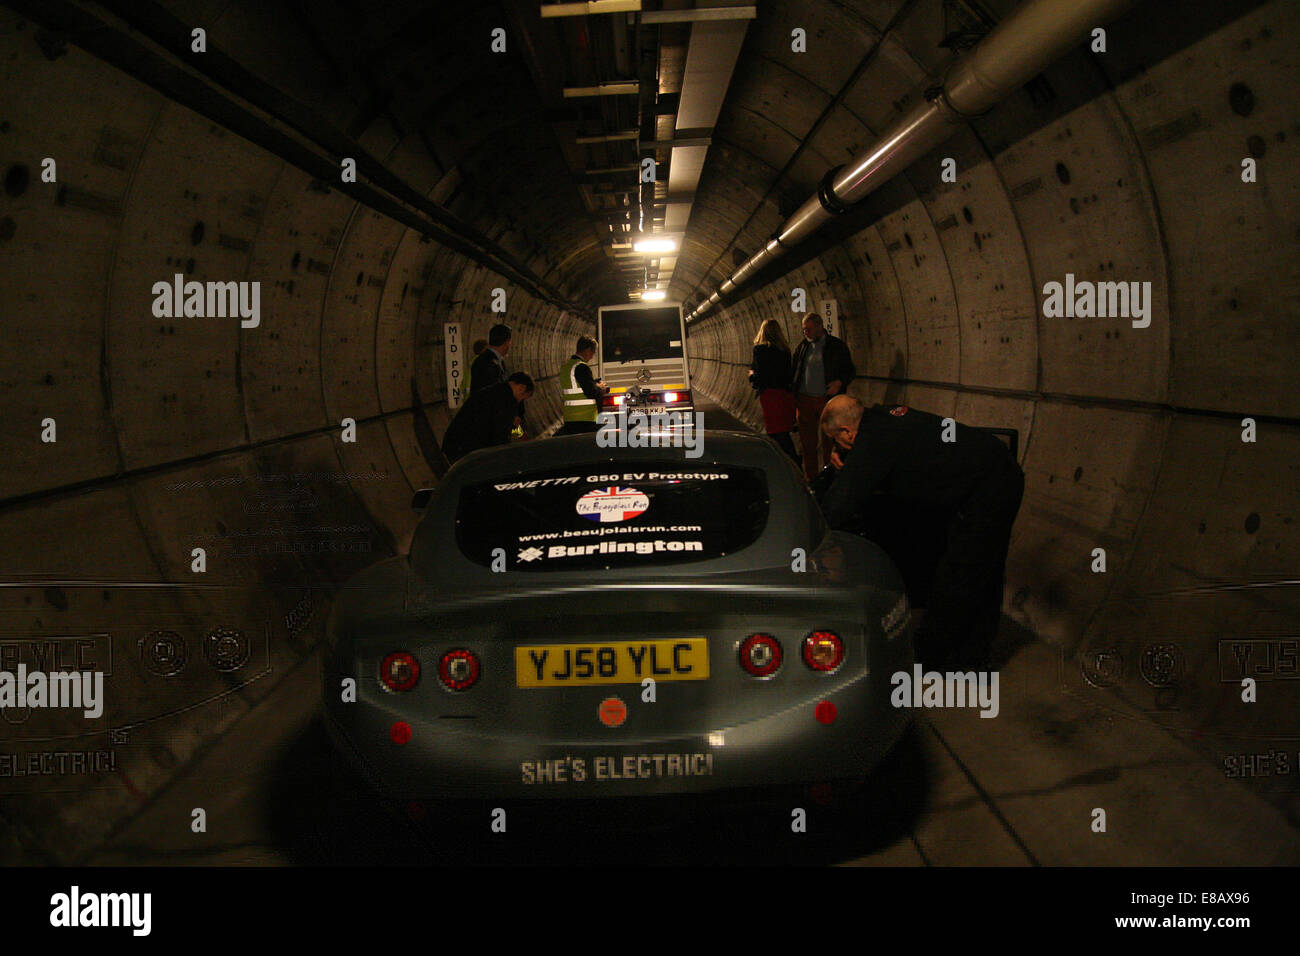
457, 464, 768, 571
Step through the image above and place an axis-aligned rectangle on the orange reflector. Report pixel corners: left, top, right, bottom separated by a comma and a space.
599, 696, 628, 727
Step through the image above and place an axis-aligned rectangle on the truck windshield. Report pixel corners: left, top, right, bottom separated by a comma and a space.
602, 307, 682, 361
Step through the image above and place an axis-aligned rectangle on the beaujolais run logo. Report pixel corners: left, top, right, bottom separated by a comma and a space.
575, 486, 649, 523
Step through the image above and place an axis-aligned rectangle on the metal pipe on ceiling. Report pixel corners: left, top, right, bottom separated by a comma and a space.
686, 0, 1137, 321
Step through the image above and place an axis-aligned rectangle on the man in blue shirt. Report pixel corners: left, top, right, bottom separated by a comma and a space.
790, 315, 855, 481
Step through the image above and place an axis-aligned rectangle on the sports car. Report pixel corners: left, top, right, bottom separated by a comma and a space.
322, 430, 914, 802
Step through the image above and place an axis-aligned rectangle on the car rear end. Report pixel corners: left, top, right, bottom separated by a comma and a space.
322, 435, 913, 801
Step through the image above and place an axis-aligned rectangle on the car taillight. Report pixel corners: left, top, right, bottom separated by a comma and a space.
803, 631, 844, 672
663, 391, 678, 403
379, 652, 420, 692
439, 649, 480, 690
739, 634, 782, 677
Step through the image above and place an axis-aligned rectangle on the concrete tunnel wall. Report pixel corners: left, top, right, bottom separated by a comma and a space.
0, 3, 590, 862
680, 0, 1298, 808
0, 0, 1295, 862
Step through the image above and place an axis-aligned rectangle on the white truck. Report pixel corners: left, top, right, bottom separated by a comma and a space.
595, 302, 693, 425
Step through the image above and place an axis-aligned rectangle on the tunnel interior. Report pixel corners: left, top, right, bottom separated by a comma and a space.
0, 0, 1297, 865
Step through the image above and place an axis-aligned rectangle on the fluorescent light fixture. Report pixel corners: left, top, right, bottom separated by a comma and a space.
540, 0, 641, 17
575, 129, 639, 144
640, 6, 755, 23
563, 81, 639, 98
633, 237, 677, 253
641, 290, 667, 301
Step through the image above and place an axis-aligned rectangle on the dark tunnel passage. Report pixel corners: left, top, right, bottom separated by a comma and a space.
0, 0, 1297, 867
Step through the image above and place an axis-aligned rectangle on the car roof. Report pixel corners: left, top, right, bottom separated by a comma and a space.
446, 428, 773, 476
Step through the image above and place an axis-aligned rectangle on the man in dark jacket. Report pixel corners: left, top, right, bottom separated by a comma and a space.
819, 396, 1024, 668
469, 323, 512, 394
442, 372, 534, 464
790, 315, 855, 481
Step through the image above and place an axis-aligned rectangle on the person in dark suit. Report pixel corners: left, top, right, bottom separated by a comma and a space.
461, 338, 488, 395
469, 323, 512, 394
819, 396, 1024, 668
442, 372, 535, 464
790, 314, 855, 481
748, 319, 799, 463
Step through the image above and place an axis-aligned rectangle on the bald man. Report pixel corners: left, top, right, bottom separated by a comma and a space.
819, 396, 1024, 667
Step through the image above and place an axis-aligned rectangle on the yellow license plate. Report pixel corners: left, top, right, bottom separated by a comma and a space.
515, 639, 709, 688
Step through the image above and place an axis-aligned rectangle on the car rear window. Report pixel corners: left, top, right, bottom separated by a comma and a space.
455, 463, 768, 572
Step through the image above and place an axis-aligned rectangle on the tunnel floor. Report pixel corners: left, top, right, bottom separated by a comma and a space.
69, 395, 1299, 866
76, 619, 1299, 866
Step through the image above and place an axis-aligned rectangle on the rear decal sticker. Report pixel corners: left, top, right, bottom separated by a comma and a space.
516, 539, 704, 563
520, 753, 714, 783
576, 485, 649, 523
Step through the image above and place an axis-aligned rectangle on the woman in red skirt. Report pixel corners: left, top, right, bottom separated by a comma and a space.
749, 319, 800, 464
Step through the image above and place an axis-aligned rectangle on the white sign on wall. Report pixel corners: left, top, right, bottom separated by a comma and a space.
818, 299, 839, 338
445, 322, 465, 409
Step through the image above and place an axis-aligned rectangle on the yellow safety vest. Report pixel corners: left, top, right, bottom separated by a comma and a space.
561, 356, 599, 422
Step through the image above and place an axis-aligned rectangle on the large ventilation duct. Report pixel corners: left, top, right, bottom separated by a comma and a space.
687, 0, 1138, 321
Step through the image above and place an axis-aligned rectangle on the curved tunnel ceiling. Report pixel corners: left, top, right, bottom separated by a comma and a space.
0, 0, 1296, 864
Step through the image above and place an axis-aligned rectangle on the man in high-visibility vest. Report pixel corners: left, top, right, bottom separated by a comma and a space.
556, 335, 607, 435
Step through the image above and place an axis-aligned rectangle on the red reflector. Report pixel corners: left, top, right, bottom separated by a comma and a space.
815, 701, 837, 725
802, 631, 844, 672
390, 721, 412, 744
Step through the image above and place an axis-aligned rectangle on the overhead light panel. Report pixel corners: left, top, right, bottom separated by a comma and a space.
540, 0, 641, 17
641, 290, 667, 301
575, 129, 640, 144
563, 81, 639, 98
633, 237, 677, 253
640, 5, 755, 23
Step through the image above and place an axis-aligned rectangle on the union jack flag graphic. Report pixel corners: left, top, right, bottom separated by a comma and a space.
576, 486, 649, 523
